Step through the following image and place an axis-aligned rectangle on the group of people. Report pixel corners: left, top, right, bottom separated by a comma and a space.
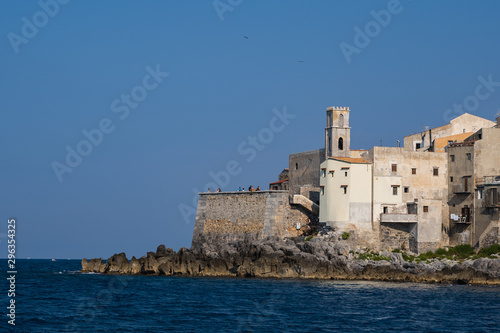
237, 185, 260, 192
207, 186, 261, 192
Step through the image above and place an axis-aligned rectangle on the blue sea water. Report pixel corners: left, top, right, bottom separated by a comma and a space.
2, 259, 500, 332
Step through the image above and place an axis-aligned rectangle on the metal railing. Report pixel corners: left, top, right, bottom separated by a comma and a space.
476, 175, 500, 186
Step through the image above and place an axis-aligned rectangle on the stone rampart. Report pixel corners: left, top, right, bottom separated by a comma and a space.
191, 191, 314, 248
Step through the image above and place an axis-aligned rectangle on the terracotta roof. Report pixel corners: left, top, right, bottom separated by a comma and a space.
269, 178, 289, 185
329, 157, 371, 164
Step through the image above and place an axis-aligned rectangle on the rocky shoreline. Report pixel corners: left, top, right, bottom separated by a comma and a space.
81, 237, 500, 285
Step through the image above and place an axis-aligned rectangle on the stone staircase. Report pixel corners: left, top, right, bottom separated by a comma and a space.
290, 194, 319, 216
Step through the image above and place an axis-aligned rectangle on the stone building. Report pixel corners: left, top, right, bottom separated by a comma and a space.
192, 104, 500, 253
320, 106, 450, 253
447, 120, 500, 248
288, 149, 325, 204
269, 168, 289, 190
403, 113, 495, 152
362, 146, 448, 253
319, 157, 372, 232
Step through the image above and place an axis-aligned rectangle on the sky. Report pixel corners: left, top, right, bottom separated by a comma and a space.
1, 0, 500, 259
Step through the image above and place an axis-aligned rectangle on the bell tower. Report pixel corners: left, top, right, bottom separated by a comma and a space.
325, 106, 350, 158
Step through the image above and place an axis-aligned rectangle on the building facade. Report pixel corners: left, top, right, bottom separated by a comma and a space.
447, 124, 500, 247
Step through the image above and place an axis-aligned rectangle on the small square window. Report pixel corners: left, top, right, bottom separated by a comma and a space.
412, 168, 417, 175
383, 207, 388, 214
329, 170, 334, 177
423, 206, 429, 213
450, 176, 454, 183
404, 186, 409, 193
392, 186, 398, 195
345, 171, 348, 177
295, 163, 298, 170
466, 153, 471, 161
478, 190, 483, 199
433, 168, 439, 176
392, 164, 397, 172
341, 186, 348, 194
450, 155, 455, 162
320, 187, 324, 195
321, 169, 326, 177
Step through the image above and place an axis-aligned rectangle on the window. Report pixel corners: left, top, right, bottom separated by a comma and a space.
327, 129, 332, 157
321, 169, 326, 177
392, 186, 399, 195
329, 171, 334, 177
478, 190, 483, 200
338, 137, 344, 151
416, 143, 421, 149
478, 134, 482, 140
462, 206, 470, 222
295, 163, 298, 170
450, 177, 454, 183
391, 164, 397, 172
412, 168, 417, 175
345, 171, 348, 177
466, 153, 471, 161
404, 186, 409, 193
433, 168, 439, 176
383, 207, 388, 214
450, 155, 455, 162
320, 187, 325, 195
423, 206, 429, 213
339, 113, 344, 127
341, 185, 348, 194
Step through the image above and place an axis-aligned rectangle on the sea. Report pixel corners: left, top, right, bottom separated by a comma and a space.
2, 259, 500, 332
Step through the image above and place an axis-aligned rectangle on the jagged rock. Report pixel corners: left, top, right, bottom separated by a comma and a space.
105, 253, 129, 273
80, 239, 500, 285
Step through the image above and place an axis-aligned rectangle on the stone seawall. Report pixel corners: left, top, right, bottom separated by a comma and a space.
191, 191, 314, 248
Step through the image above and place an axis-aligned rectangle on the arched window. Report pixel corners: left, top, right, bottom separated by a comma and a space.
339, 114, 344, 127
338, 137, 344, 150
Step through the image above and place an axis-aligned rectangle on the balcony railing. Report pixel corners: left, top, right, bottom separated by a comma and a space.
476, 175, 500, 186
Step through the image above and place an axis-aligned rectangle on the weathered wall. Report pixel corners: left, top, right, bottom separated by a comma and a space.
380, 223, 417, 252
365, 147, 448, 225
319, 158, 372, 232
289, 148, 325, 202
447, 142, 474, 246
191, 191, 314, 248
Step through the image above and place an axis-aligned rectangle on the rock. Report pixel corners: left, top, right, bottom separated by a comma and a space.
80, 239, 500, 285
105, 253, 129, 273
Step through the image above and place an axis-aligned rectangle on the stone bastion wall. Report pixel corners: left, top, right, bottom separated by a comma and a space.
191, 191, 315, 248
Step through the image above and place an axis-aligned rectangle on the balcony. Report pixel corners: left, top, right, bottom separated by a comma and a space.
452, 216, 472, 224
476, 175, 500, 186
452, 184, 471, 194
380, 214, 418, 223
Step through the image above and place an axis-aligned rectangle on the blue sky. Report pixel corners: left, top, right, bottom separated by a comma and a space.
1, 0, 500, 259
